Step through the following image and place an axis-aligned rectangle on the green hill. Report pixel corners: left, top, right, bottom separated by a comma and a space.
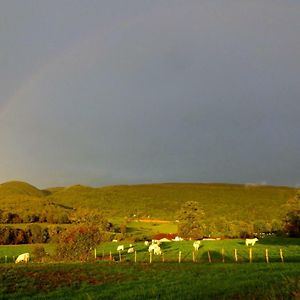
0, 181, 297, 223
0, 181, 47, 198
46, 183, 296, 222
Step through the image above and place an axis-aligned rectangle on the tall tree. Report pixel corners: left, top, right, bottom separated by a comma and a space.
283, 191, 300, 237
176, 201, 205, 239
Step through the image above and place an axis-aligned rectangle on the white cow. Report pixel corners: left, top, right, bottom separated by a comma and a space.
193, 240, 201, 251
117, 245, 124, 251
148, 244, 158, 252
144, 241, 149, 246
153, 246, 162, 256
15, 253, 30, 264
127, 247, 135, 254
245, 238, 258, 246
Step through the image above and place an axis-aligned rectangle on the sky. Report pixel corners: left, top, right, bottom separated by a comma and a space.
0, 0, 299, 188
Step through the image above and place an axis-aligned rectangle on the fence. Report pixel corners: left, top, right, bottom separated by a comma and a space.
94, 247, 298, 264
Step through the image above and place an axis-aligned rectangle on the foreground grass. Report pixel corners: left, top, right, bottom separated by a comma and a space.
0, 262, 299, 299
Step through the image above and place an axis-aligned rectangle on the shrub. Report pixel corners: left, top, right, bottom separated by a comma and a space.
32, 245, 47, 262
56, 225, 102, 261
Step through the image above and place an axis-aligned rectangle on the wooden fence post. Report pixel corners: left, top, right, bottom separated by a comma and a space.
119, 251, 122, 262
94, 248, 97, 260
280, 249, 284, 263
207, 250, 212, 263
234, 249, 238, 262
192, 251, 195, 263
109, 251, 112, 261
221, 248, 225, 263
265, 249, 269, 263
178, 251, 182, 263
134, 251, 137, 263
249, 247, 253, 263
162, 252, 165, 263
149, 252, 152, 264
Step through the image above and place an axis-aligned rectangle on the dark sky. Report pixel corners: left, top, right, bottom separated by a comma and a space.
0, 1, 299, 188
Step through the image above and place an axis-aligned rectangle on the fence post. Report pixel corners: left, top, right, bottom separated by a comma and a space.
119, 251, 122, 262
234, 249, 238, 262
221, 248, 225, 263
265, 249, 269, 263
102, 250, 105, 260
162, 252, 165, 263
134, 251, 137, 263
192, 251, 195, 263
207, 250, 212, 263
94, 248, 97, 260
109, 251, 112, 261
150, 252, 152, 264
178, 251, 182, 263
249, 247, 253, 263
280, 249, 284, 263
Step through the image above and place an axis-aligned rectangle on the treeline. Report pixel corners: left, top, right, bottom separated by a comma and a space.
0, 209, 70, 224
198, 218, 283, 239
0, 224, 54, 245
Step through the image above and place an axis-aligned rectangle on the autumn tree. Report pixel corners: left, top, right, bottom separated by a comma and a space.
176, 201, 205, 239
56, 225, 102, 261
283, 191, 300, 237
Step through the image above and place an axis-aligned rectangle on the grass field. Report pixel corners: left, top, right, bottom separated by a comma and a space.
0, 261, 299, 299
0, 238, 299, 299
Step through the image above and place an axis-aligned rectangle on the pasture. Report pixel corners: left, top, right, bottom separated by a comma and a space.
0, 237, 299, 299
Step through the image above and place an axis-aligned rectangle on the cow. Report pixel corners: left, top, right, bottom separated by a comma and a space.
245, 238, 258, 246
117, 245, 124, 251
127, 247, 135, 254
193, 240, 201, 251
15, 253, 30, 264
144, 241, 149, 246
153, 246, 162, 256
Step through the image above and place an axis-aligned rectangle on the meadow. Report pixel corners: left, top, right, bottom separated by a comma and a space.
0, 238, 300, 299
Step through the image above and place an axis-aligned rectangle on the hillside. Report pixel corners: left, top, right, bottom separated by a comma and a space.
0, 181, 297, 223
0, 181, 48, 198
47, 183, 296, 222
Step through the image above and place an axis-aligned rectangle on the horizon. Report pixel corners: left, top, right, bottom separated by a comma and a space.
0, 179, 297, 190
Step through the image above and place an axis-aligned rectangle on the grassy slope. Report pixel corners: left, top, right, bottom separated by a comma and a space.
47, 183, 296, 221
0, 238, 299, 299
0, 181, 296, 222
0, 261, 299, 299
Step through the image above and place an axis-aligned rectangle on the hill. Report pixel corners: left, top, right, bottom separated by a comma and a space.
46, 183, 297, 222
0, 181, 47, 198
0, 181, 297, 223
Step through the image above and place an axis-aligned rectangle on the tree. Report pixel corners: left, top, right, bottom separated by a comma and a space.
56, 225, 102, 261
284, 210, 300, 237
283, 191, 300, 237
176, 201, 205, 239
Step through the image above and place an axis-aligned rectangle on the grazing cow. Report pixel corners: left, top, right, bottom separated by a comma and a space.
117, 245, 124, 251
148, 244, 159, 253
15, 253, 30, 264
193, 240, 201, 251
245, 238, 258, 246
127, 247, 134, 254
153, 246, 162, 256
144, 241, 149, 246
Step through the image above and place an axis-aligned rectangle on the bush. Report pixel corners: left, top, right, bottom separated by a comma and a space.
32, 245, 47, 262
56, 225, 102, 261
